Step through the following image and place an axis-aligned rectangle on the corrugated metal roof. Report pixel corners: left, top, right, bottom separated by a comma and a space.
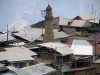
38, 42, 73, 56
14, 28, 68, 42
58, 17, 71, 25
71, 40, 93, 55
4, 46, 37, 56
0, 51, 34, 62
0, 33, 15, 42
70, 20, 91, 27
7, 63, 56, 75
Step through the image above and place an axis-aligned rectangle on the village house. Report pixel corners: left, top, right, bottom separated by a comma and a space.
73, 14, 100, 32
59, 19, 92, 33
0, 46, 37, 68
30, 42, 73, 74
65, 39, 94, 68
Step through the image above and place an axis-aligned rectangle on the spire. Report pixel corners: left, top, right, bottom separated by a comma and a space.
46, 4, 52, 11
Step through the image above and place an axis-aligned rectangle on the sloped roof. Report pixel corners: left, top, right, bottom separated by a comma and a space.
4, 46, 37, 56
7, 63, 56, 75
0, 51, 34, 62
38, 42, 73, 56
70, 20, 91, 27
14, 28, 43, 42
58, 17, 71, 25
13, 28, 68, 42
71, 40, 93, 55
0, 33, 15, 42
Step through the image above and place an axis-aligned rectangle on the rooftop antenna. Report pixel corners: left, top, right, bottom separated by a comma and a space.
7, 24, 8, 41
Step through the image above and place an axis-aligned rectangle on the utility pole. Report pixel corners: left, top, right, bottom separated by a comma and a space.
7, 24, 8, 41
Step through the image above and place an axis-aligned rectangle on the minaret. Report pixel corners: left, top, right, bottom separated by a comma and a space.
43, 4, 54, 42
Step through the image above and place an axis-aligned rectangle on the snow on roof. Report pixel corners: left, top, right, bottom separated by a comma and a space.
14, 28, 68, 42
38, 42, 73, 56
7, 63, 56, 75
0, 33, 15, 42
4, 46, 37, 56
0, 51, 34, 62
70, 20, 91, 27
71, 40, 93, 55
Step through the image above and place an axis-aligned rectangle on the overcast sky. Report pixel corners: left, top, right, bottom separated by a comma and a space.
0, 0, 100, 32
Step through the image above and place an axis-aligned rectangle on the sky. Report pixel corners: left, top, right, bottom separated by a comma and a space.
0, 0, 100, 32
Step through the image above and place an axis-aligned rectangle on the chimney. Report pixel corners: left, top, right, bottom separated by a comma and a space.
43, 4, 54, 42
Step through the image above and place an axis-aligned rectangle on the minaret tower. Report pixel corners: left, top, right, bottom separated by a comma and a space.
43, 4, 54, 42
